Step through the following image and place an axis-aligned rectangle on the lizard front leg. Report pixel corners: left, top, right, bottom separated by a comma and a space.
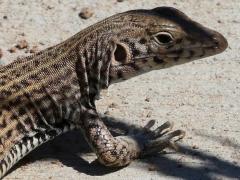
79, 108, 185, 167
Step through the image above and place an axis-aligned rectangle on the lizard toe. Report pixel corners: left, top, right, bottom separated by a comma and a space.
141, 129, 185, 156
152, 121, 174, 138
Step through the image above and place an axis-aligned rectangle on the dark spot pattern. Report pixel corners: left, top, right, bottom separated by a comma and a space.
189, 50, 195, 58
132, 48, 141, 56
117, 71, 124, 78
129, 63, 140, 71
153, 56, 165, 64
0, 119, 7, 128
139, 38, 147, 44
6, 130, 13, 139
174, 57, 179, 62
176, 38, 183, 44
18, 107, 25, 116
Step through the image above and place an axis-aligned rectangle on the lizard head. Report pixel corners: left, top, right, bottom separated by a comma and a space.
109, 7, 228, 84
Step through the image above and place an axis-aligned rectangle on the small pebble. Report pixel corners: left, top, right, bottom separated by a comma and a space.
145, 97, 150, 102
146, 111, 152, 118
29, 45, 39, 53
192, 145, 199, 149
51, 161, 57, 164
79, 8, 94, 19
39, 41, 45, 45
16, 40, 29, 49
117, 0, 124, 2
47, 6, 53, 10
104, 110, 110, 115
8, 47, 17, 53
19, 32, 25, 36
108, 103, 118, 108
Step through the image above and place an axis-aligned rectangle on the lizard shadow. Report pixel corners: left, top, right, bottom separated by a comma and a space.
9, 115, 240, 179
194, 131, 240, 150
8, 132, 121, 176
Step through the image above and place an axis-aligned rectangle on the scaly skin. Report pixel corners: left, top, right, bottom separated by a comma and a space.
0, 7, 227, 178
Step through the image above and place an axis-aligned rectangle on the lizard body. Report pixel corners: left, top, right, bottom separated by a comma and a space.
0, 7, 227, 178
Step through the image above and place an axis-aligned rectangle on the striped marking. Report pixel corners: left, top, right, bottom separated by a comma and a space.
0, 124, 76, 178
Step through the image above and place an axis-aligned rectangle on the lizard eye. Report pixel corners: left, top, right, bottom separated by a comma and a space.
154, 32, 173, 45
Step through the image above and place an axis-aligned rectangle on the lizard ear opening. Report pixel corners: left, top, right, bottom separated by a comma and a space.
113, 43, 129, 64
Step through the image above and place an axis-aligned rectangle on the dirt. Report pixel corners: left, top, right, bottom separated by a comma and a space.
0, 0, 239, 180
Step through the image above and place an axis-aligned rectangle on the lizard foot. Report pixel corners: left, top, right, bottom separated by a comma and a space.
133, 120, 185, 156
97, 120, 185, 167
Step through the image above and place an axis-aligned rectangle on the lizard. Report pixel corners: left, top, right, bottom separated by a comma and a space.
0, 7, 227, 178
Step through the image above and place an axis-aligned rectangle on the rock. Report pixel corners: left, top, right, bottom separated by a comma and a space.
8, 47, 17, 53
79, 8, 94, 19
16, 39, 29, 49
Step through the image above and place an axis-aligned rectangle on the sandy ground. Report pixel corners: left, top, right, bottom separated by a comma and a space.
0, 0, 239, 179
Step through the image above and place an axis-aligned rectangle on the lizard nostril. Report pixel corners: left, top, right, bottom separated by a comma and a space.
211, 32, 228, 52
213, 38, 219, 46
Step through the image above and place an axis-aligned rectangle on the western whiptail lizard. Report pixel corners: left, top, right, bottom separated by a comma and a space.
0, 7, 227, 178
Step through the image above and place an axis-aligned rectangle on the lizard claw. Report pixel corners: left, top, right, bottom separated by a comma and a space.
143, 119, 156, 130
127, 119, 155, 135
152, 121, 174, 137
134, 121, 185, 157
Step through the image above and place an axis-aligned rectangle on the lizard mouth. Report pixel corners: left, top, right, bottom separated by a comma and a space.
159, 42, 227, 60
165, 45, 220, 59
